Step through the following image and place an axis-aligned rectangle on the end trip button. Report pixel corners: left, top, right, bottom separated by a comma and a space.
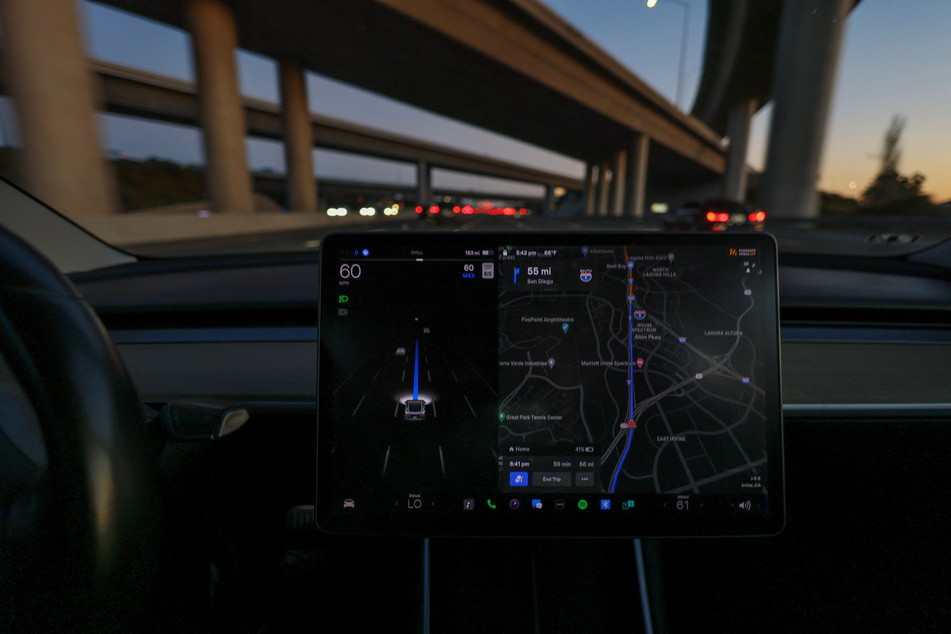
532, 472, 571, 487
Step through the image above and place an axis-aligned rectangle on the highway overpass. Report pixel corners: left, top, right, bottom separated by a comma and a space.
0, 0, 727, 218
692, 0, 861, 217
92, 59, 584, 194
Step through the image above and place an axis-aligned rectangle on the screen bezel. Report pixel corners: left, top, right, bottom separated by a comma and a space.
317, 231, 784, 537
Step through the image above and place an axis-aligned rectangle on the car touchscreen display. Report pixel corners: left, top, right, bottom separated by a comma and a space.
318, 232, 783, 536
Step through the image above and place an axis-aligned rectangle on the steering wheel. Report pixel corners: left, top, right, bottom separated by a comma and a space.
0, 224, 162, 632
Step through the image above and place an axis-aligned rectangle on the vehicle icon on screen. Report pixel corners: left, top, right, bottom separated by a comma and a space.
404, 399, 426, 421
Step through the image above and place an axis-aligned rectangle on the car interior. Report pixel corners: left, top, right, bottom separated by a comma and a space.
2, 179, 950, 632
2, 0, 951, 632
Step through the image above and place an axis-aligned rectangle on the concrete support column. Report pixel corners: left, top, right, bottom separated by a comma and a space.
0, 0, 116, 215
542, 185, 554, 215
610, 148, 627, 217
723, 99, 756, 201
625, 134, 649, 219
279, 60, 317, 212
596, 159, 610, 217
417, 160, 432, 206
761, 0, 850, 218
584, 163, 596, 217
188, 0, 255, 214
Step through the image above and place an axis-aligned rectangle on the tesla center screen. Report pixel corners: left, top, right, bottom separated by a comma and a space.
317, 232, 784, 536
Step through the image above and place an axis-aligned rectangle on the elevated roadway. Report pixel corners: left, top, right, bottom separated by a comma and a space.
100, 0, 727, 189
0, 0, 729, 218
91, 59, 583, 191
692, 0, 862, 215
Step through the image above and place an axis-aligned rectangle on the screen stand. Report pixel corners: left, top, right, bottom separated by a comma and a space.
634, 539, 656, 634
422, 537, 431, 634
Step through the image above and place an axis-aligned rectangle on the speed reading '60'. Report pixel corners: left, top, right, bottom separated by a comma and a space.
339, 264, 362, 279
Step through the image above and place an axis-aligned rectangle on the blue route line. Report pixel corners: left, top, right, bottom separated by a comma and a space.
610, 261, 635, 493
413, 339, 420, 400
611, 430, 634, 493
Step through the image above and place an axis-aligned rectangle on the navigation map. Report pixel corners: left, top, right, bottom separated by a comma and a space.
497, 244, 769, 497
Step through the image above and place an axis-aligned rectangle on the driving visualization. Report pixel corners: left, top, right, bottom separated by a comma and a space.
325, 248, 500, 511
497, 244, 769, 498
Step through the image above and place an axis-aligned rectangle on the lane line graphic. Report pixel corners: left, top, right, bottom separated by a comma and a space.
352, 393, 367, 418
413, 339, 420, 400
463, 394, 477, 417
382, 445, 391, 477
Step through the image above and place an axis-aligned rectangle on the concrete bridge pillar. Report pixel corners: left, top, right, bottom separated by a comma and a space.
596, 159, 610, 217
542, 185, 554, 215
625, 134, 649, 219
0, 0, 116, 216
188, 0, 255, 214
723, 99, 755, 201
279, 60, 318, 212
584, 163, 596, 217
761, 0, 850, 218
610, 148, 627, 217
417, 160, 432, 206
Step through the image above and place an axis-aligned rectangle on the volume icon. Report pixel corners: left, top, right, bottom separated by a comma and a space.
738, 500, 752, 511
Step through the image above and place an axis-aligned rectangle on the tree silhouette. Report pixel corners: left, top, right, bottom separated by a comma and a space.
860, 115, 933, 214
879, 115, 903, 174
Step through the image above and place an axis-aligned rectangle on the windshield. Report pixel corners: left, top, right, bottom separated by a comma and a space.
0, 0, 948, 257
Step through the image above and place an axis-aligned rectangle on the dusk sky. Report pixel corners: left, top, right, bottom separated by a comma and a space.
5, 0, 947, 202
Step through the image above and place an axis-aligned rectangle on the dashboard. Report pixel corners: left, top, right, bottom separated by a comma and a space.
58, 233, 951, 632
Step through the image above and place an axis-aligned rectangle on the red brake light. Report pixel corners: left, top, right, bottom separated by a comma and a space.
705, 211, 717, 222
716, 213, 729, 223
428, 206, 439, 214
415, 206, 423, 214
